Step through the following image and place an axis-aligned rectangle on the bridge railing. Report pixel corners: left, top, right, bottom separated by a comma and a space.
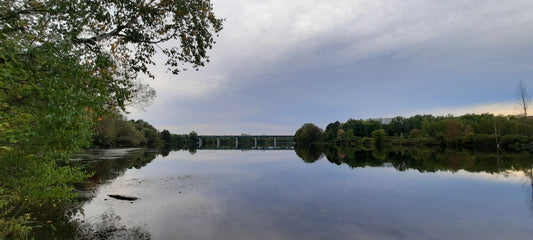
197, 135, 295, 149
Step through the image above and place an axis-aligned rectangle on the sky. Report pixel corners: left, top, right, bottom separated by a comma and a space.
127, 0, 533, 135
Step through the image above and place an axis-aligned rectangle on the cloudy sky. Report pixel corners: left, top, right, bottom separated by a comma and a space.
128, 0, 533, 135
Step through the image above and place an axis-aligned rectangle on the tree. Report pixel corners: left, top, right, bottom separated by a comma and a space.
93, 116, 119, 147
338, 129, 356, 144
114, 120, 146, 146
0, 41, 93, 236
323, 121, 341, 142
1, 1, 223, 236
387, 116, 408, 137
295, 123, 324, 146
364, 120, 383, 137
516, 80, 529, 119
409, 129, 423, 138
161, 130, 172, 145
444, 119, 461, 140
1, 0, 223, 110
421, 118, 444, 140
371, 129, 386, 147
188, 131, 199, 148
1, 1, 224, 72
405, 115, 425, 133
142, 128, 162, 147
343, 119, 365, 136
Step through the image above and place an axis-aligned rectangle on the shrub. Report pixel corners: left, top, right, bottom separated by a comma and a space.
371, 129, 386, 147
499, 134, 529, 149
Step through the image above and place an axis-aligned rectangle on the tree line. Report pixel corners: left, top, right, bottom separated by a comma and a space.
295, 113, 533, 150
89, 114, 201, 151
92, 115, 162, 148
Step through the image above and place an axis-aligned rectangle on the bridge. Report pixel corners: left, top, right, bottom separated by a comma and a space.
197, 135, 295, 149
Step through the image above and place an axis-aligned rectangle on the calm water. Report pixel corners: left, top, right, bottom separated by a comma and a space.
38, 148, 533, 239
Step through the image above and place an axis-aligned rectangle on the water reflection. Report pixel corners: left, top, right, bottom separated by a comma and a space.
295, 145, 533, 174
76, 211, 151, 240
294, 145, 322, 163
297, 145, 533, 213
75, 149, 160, 200
31, 147, 533, 239
30, 148, 160, 240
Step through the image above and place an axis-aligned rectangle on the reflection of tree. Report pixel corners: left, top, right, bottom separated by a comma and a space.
321, 145, 341, 165
524, 164, 533, 212
295, 146, 323, 163
409, 148, 435, 161
160, 147, 171, 157
294, 145, 533, 176
371, 148, 387, 160
77, 211, 151, 240
29, 149, 159, 239
530, 165, 533, 210
188, 147, 197, 155
80, 149, 159, 188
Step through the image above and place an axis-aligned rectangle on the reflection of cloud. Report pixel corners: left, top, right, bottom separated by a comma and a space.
436, 169, 529, 184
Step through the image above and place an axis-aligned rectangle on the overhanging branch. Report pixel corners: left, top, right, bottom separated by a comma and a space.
73, 25, 128, 45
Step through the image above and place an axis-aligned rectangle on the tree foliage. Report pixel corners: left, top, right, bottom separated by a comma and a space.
305, 113, 533, 149
1, 0, 223, 110
92, 117, 163, 147
295, 123, 323, 146
161, 130, 172, 144
371, 129, 386, 147
1, 0, 222, 236
1, 0, 223, 73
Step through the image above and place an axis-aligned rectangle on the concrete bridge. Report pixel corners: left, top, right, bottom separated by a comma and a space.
197, 135, 295, 149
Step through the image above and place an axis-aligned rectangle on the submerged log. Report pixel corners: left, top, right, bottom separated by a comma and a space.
107, 194, 138, 201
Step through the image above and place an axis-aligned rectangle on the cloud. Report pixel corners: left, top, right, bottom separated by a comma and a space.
425, 101, 520, 117
157, 122, 294, 135
127, 0, 533, 134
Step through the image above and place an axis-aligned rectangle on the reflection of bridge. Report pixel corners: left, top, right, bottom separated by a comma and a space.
197, 135, 295, 149
194, 147, 295, 151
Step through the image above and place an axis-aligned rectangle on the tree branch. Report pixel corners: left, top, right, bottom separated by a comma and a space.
0, 4, 50, 22
73, 25, 129, 45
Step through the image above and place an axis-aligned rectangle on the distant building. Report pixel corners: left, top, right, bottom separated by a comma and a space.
366, 118, 393, 124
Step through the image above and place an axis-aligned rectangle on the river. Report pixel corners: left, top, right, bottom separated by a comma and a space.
33, 148, 533, 239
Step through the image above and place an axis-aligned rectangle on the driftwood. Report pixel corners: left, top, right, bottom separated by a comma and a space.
107, 194, 138, 201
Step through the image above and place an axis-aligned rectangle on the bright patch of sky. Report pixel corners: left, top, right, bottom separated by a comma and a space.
128, 0, 533, 135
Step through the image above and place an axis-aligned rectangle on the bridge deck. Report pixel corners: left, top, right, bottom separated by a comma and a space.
197, 135, 295, 149
198, 135, 294, 138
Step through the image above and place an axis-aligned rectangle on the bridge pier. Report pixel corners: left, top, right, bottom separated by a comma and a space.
216, 137, 220, 148
235, 137, 239, 149
254, 137, 257, 148
274, 137, 277, 148
198, 137, 203, 148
